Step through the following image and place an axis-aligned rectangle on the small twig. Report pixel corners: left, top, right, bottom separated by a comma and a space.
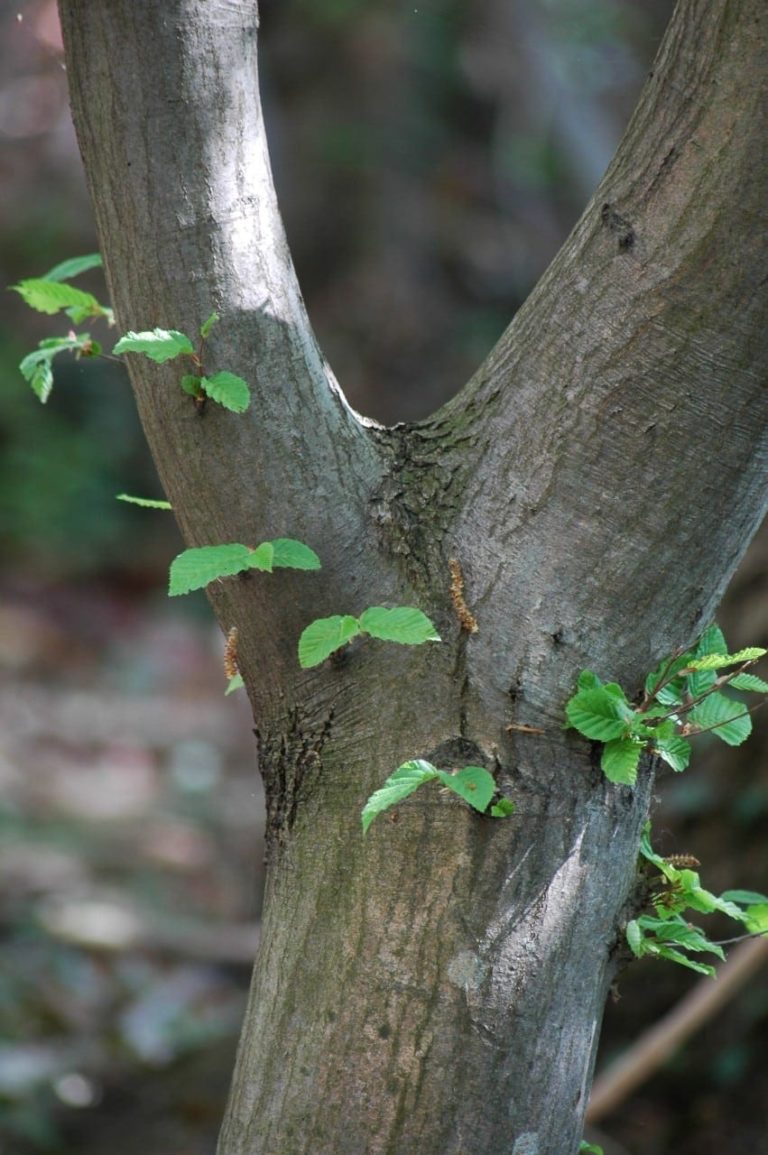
505, 723, 545, 735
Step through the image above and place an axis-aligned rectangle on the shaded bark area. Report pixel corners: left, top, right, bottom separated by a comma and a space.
57, 1, 768, 1152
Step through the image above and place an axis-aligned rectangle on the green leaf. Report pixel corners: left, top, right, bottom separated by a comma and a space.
361, 759, 439, 833
490, 798, 516, 818
644, 653, 693, 703
579, 1143, 603, 1155
435, 766, 495, 813
181, 374, 204, 397
600, 739, 642, 786
43, 253, 103, 282
11, 278, 101, 317
690, 693, 752, 745
695, 623, 727, 657
652, 947, 716, 976
225, 673, 245, 696
653, 734, 691, 773
113, 328, 194, 362
298, 615, 361, 668
200, 311, 220, 338
19, 333, 95, 403
270, 539, 321, 570
358, 606, 441, 646
686, 648, 767, 670
720, 889, 768, 906
577, 670, 602, 691
116, 493, 172, 509
729, 672, 768, 693
201, 370, 250, 413
19, 350, 54, 402
246, 542, 274, 572
565, 688, 632, 742
626, 919, 644, 957
169, 544, 254, 596
743, 904, 768, 934
639, 823, 665, 868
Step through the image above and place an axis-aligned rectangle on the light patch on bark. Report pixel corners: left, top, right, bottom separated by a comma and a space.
512, 1132, 539, 1155
446, 948, 487, 992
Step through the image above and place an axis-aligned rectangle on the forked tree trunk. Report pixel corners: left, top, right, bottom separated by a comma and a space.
57, 2, 768, 1151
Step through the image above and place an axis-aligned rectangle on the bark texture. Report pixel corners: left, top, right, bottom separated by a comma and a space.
57, 1, 768, 1152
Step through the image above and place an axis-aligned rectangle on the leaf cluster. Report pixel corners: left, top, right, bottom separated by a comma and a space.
168, 539, 321, 596
298, 607, 440, 668
565, 625, 767, 785
627, 824, 768, 976
14, 259, 248, 414
361, 759, 515, 834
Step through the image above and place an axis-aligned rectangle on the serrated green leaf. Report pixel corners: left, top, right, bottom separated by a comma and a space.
11, 278, 101, 317
20, 352, 54, 402
652, 946, 715, 976
743, 904, 768, 934
638, 915, 724, 957
653, 734, 691, 773
361, 759, 439, 833
201, 370, 250, 413
720, 889, 768, 906
358, 606, 441, 646
225, 673, 245, 696
43, 253, 103, 282
728, 672, 768, 693
577, 670, 602, 691
298, 615, 361, 668
116, 493, 172, 509
490, 798, 516, 818
565, 688, 631, 742
695, 624, 727, 657
690, 693, 752, 745
181, 374, 204, 397
19, 333, 94, 403
600, 738, 642, 786
639, 823, 667, 871
200, 311, 220, 338
169, 544, 253, 596
579, 1142, 604, 1154
270, 539, 321, 570
435, 766, 495, 813
644, 653, 694, 702
114, 328, 194, 362
686, 648, 767, 670
626, 920, 644, 957
247, 542, 274, 572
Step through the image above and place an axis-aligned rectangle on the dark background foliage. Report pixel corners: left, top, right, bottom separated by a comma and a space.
1, 2, 767, 1152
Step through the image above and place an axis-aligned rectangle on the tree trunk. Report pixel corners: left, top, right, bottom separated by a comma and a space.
57, 1, 768, 1151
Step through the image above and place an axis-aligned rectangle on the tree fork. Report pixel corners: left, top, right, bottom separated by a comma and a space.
57, 1, 768, 1151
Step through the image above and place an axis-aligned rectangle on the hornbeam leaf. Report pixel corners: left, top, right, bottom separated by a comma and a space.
565, 688, 632, 742
361, 760, 439, 833
600, 738, 642, 786
359, 606, 440, 645
298, 615, 361, 668
117, 494, 172, 509
114, 328, 194, 362
690, 693, 752, 745
201, 370, 250, 413
169, 544, 253, 596
43, 253, 103, 282
270, 539, 321, 570
11, 278, 100, 317
435, 766, 495, 813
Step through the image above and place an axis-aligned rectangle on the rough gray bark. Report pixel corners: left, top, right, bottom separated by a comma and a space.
57, 1, 768, 1153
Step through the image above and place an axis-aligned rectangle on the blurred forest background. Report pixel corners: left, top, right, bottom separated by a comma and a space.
1, 2, 767, 1153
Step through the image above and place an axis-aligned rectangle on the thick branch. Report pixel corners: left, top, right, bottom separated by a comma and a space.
405, 0, 768, 712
